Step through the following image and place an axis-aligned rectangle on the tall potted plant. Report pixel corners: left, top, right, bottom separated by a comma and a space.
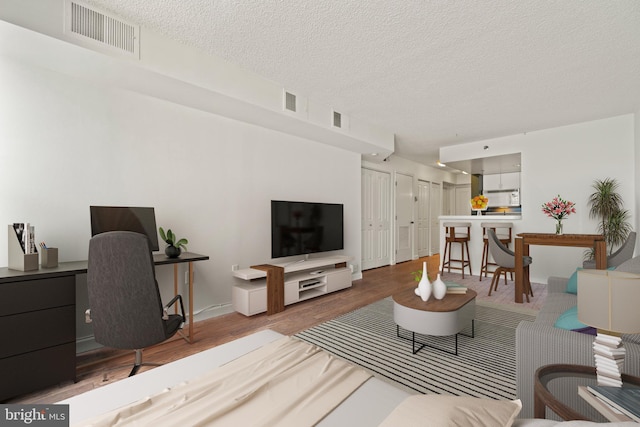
587, 178, 632, 256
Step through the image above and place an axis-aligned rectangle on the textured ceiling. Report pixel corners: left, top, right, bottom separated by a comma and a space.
86, 0, 640, 166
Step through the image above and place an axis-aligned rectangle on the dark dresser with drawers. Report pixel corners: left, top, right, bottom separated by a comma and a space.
0, 262, 86, 401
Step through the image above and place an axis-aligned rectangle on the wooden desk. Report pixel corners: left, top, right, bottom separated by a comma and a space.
0, 252, 208, 401
153, 252, 210, 343
514, 233, 605, 303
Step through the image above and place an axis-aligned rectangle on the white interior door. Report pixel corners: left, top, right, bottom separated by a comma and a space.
361, 168, 391, 270
430, 182, 442, 255
417, 180, 430, 257
395, 173, 413, 263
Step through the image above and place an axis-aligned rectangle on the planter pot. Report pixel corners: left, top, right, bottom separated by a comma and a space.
165, 245, 181, 258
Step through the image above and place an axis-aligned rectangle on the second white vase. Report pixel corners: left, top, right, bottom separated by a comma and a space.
432, 273, 447, 300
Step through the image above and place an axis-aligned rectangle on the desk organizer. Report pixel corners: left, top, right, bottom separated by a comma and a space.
41, 247, 58, 268
7, 224, 38, 271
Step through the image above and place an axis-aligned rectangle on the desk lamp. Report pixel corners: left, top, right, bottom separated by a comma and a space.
577, 269, 640, 387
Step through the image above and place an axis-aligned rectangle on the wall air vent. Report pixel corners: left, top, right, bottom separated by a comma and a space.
332, 111, 342, 128
64, 0, 139, 58
282, 89, 307, 118
331, 109, 349, 131
284, 91, 297, 112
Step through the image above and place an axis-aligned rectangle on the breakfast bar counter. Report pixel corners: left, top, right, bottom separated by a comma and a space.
438, 215, 523, 278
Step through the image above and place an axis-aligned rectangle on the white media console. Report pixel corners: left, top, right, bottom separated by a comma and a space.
232, 255, 353, 316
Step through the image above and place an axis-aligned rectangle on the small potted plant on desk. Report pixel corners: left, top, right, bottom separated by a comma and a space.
159, 227, 188, 258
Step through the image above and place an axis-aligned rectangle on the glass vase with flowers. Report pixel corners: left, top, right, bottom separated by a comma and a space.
541, 195, 576, 235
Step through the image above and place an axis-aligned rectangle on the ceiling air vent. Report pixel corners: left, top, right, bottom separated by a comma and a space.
284, 91, 297, 113
65, 0, 139, 58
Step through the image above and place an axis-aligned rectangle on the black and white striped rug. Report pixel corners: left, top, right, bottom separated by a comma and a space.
294, 297, 536, 400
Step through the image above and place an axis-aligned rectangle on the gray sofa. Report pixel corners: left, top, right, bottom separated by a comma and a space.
516, 256, 640, 420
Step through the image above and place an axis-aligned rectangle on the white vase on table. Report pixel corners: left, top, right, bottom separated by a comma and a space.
416, 261, 431, 302
432, 273, 447, 300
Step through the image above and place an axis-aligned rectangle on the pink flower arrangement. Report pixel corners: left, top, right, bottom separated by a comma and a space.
541, 195, 576, 220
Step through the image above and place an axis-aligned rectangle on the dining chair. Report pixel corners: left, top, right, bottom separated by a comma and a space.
582, 231, 636, 269
487, 229, 534, 302
479, 222, 513, 281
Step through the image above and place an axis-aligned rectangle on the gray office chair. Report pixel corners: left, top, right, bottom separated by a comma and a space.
487, 229, 534, 302
86, 231, 185, 376
582, 231, 636, 269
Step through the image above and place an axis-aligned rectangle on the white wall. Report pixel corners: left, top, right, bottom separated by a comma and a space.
441, 114, 636, 281
0, 51, 362, 336
635, 110, 640, 234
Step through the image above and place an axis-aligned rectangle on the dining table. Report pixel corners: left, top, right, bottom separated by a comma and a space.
514, 233, 606, 303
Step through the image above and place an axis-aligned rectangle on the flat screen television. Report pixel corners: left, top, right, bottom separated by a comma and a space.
271, 200, 344, 259
90, 206, 159, 252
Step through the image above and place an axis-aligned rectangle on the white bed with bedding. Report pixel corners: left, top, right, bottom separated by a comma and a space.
60, 329, 637, 426
60, 330, 411, 426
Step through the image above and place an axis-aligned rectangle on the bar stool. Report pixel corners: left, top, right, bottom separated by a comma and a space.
479, 222, 513, 281
441, 222, 472, 278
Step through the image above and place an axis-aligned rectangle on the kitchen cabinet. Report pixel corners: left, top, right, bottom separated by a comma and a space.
483, 172, 520, 191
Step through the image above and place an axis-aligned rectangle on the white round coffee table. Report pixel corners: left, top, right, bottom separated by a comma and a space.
393, 287, 476, 355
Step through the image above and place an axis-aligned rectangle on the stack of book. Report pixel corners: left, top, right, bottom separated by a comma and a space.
445, 284, 468, 294
593, 333, 625, 387
586, 385, 640, 422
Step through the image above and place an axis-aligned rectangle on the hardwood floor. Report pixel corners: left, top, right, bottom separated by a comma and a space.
7, 255, 544, 405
